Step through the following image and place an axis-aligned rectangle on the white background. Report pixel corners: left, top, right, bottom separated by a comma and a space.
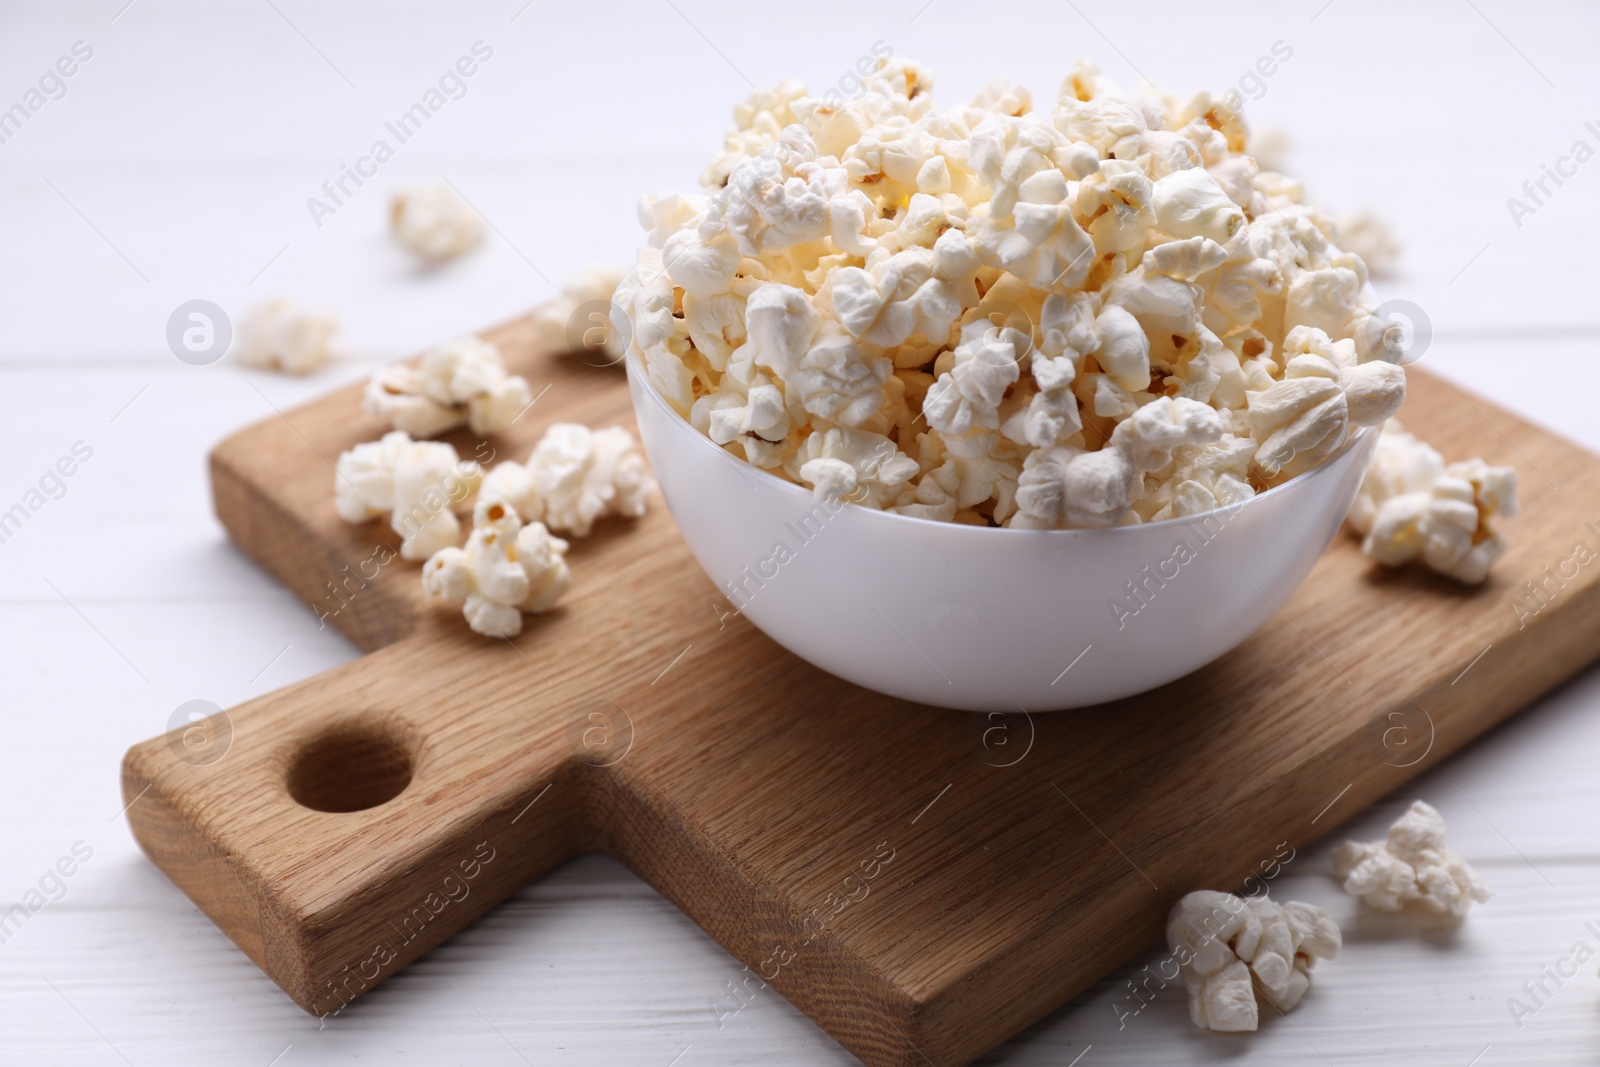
1, 0, 1598, 1063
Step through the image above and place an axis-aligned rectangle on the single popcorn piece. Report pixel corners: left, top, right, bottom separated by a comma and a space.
792, 425, 919, 508
1246, 327, 1404, 477
615, 57, 1408, 529
480, 423, 654, 537
1013, 445, 1140, 529
1110, 396, 1224, 473
1166, 890, 1341, 1032
1346, 421, 1519, 584
1151, 167, 1246, 244
334, 431, 482, 561
422, 498, 570, 638
924, 323, 1025, 436
364, 335, 533, 438
1332, 799, 1491, 918
1347, 421, 1445, 532
390, 182, 484, 263
236, 298, 337, 375
531, 266, 627, 365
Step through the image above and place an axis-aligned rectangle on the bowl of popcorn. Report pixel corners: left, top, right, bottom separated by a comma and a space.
614, 57, 1409, 711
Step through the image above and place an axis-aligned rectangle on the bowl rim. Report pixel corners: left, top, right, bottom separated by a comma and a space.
627, 346, 1378, 537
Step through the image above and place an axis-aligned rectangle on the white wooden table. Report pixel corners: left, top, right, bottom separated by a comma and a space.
3, 1, 1597, 1063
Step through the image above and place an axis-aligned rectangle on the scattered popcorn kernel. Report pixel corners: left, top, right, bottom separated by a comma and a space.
1166, 890, 1341, 1032
531, 266, 627, 365
334, 431, 481, 561
236, 298, 337, 375
363, 335, 533, 438
1332, 800, 1491, 918
390, 182, 483, 263
615, 57, 1409, 529
480, 423, 654, 538
1346, 421, 1518, 584
422, 498, 570, 638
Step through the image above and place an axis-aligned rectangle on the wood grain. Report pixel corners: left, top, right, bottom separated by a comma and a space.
121, 319, 1600, 1067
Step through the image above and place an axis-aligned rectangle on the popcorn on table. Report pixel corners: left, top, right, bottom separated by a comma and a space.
531, 267, 627, 365
480, 423, 654, 537
422, 498, 570, 637
1166, 890, 1341, 1032
236, 298, 337, 375
613, 56, 1408, 529
334, 431, 481, 561
1346, 421, 1518, 584
390, 182, 484, 263
1332, 799, 1491, 918
364, 335, 533, 438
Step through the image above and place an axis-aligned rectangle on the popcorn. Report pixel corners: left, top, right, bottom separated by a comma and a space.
1246, 327, 1403, 477
791, 425, 919, 508
963, 79, 1032, 129
531, 266, 626, 365
1090, 304, 1151, 391
924, 322, 1025, 436
1151, 167, 1246, 243
334, 431, 481, 561
1166, 890, 1341, 1032
1347, 421, 1441, 530
422, 498, 570, 638
1342, 360, 1407, 425
1346, 421, 1518, 584
892, 430, 1018, 520
701, 80, 808, 190
480, 423, 654, 537
1110, 396, 1224, 473
389, 182, 483, 262
969, 168, 1097, 291
1013, 445, 1139, 529
665, 226, 744, 300
1141, 433, 1256, 521
707, 126, 839, 256
828, 253, 959, 350
1332, 800, 1491, 918
236, 298, 336, 375
1244, 349, 1346, 476
616, 58, 1408, 529
363, 335, 533, 438
1285, 267, 1362, 339
697, 376, 791, 466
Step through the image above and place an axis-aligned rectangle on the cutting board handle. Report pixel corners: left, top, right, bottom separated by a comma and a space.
121, 633, 592, 1017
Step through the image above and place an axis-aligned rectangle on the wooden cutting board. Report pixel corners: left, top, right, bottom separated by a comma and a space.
122, 316, 1600, 1066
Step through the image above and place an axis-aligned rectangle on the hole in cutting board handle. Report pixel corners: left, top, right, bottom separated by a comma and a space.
286, 722, 414, 813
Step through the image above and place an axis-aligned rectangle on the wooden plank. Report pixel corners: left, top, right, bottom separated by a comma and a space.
122, 317, 1600, 1067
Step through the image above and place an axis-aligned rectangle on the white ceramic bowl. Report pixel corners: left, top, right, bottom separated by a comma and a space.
628, 356, 1378, 711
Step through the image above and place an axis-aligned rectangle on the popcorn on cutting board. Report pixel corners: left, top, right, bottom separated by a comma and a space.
418, 423, 653, 635
236, 298, 337, 375
390, 181, 484, 263
364, 335, 533, 438
612, 56, 1409, 530
1166, 890, 1341, 1032
532, 267, 627, 364
1346, 421, 1518, 584
1332, 800, 1490, 918
421, 498, 571, 637
479, 422, 655, 538
334, 431, 481, 561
